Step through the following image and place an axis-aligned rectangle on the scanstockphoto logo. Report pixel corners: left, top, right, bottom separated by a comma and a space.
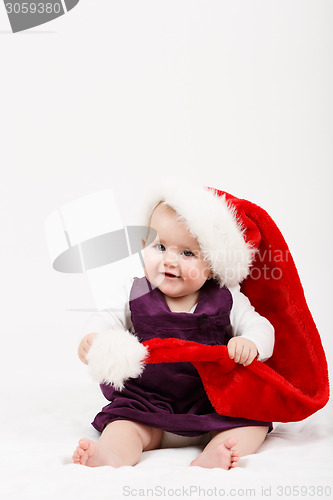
4, 0, 80, 33
45, 189, 157, 312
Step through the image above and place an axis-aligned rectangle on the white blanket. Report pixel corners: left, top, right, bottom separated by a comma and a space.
1, 383, 332, 500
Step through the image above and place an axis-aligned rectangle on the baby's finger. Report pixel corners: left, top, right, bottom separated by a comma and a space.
228, 341, 236, 360
84, 338, 93, 350
78, 352, 88, 365
242, 348, 256, 366
241, 350, 251, 365
234, 344, 244, 364
238, 347, 249, 365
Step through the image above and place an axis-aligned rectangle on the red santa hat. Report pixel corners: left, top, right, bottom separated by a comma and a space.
87, 185, 330, 422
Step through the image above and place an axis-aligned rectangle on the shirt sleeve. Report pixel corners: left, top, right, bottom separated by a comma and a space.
229, 285, 275, 362
81, 277, 134, 335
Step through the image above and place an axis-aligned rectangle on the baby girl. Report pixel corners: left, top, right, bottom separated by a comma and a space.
72, 186, 274, 469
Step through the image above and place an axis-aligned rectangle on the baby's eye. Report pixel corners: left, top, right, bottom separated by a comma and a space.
155, 243, 166, 252
182, 250, 195, 257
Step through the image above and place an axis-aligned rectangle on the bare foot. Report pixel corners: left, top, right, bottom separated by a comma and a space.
72, 438, 120, 467
190, 438, 239, 470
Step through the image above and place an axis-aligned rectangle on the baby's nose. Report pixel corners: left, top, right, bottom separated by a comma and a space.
163, 249, 178, 265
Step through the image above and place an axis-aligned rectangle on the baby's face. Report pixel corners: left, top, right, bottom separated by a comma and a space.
143, 204, 212, 298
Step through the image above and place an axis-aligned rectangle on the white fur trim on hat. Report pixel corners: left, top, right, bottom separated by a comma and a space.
142, 184, 254, 288
86, 327, 148, 390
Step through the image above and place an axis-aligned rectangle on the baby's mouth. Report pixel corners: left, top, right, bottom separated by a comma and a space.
163, 272, 180, 279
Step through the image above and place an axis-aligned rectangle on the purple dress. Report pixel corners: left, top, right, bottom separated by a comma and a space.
92, 277, 272, 436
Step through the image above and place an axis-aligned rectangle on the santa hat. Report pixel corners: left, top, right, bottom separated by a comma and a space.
87, 186, 330, 422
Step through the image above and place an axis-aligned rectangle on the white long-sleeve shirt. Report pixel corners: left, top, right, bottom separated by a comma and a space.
82, 278, 274, 362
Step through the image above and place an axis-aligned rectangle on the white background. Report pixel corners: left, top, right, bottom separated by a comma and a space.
0, 1, 332, 394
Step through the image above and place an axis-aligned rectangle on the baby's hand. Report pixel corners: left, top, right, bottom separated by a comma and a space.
227, 337, 258, 366
78, 333, 98, 365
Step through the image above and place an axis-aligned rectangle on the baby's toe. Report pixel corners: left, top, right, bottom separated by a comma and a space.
78, 438, 90, 451
224, 437, 237, 450
72, 450, 82, 463
230, 450, 239, 468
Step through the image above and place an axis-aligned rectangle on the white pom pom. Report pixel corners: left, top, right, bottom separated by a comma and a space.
86, 328, 148, 390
